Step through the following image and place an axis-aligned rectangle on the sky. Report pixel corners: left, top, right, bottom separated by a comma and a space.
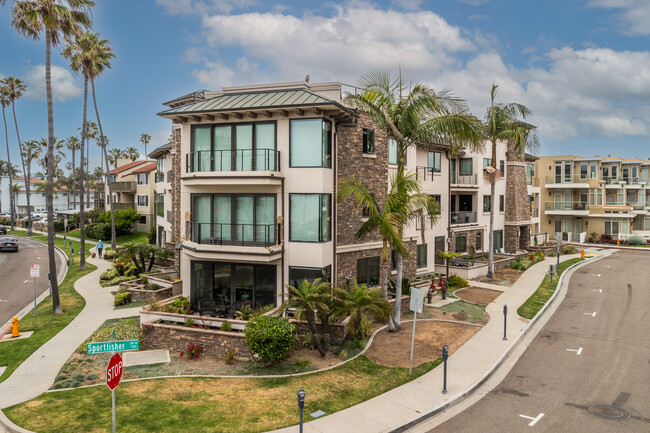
1, 0, 650, 173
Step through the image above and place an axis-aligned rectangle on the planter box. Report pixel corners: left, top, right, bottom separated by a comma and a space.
140, 308, 248, 331
141, 320, 251, 360
126, 286, 173, 303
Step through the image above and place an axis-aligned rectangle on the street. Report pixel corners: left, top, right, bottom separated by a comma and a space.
424, 249, 650, 432
0, 237, 62, 325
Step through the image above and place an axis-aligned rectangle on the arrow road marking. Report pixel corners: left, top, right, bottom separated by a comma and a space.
519, 413, 545, 426
567, 348, 583, 355
23, 280, 30, 284
592, 289, 602, 292
584, 312, 597, 317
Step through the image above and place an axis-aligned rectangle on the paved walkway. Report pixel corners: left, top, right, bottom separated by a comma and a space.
0, 247, 141, 409
268, 253, 593, 433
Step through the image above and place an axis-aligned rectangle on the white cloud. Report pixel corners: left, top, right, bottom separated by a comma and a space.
150, 129, 173, 146
156, 0, 256, 15
24, 65, 81, 102
588, 0, 650, 36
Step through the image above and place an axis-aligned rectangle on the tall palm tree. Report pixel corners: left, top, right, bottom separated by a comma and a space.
107, 147, 123, 169
0, 86, 15, 229
8, 0, 94, 314
139, 133, 150, 160
22, 139, 41, 225
65, 136, 80, 209
11, 183, 22, 217
124, 146, 139, 162
345, 70, 482, 328
483, 83, 539, 278
338, 170, 440, 330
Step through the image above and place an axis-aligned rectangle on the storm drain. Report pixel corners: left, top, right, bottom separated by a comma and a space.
588, 404, 632, 421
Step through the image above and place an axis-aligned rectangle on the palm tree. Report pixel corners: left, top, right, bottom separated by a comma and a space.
436, 250, 462, 282
0, 86, 15, 229
11, 183, 22, 217
8, 0, 94, 314
2, 76, 27, 225
345, 70, 482, 328
338, 170, 440, 330
483, 84, 539, 278
107, 147, 123, 170
124, 146, 139, 162
22, 139, 41, 228
285, 278, 332, 357
139, 133, 151, 160
65, 136, 80, 209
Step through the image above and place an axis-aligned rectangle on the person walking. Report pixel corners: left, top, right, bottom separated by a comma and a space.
96, 240, 104, 259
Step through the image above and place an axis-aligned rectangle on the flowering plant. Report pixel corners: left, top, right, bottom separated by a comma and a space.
169, 296, 191, 314
180, 343, 204, 359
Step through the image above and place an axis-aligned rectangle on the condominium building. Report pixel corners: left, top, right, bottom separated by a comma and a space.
536, 156, 650, 239
105, 159, 157, 232
149, 142, 175, 247
157, 81, 540, 311
0, 176, 95, 214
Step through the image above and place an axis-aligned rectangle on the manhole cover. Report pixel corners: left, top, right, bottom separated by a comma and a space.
588, 404, 631, 421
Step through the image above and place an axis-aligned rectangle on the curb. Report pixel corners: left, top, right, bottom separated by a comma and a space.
389, 255, 606, 433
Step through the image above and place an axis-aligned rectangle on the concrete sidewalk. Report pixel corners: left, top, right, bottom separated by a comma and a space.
0, 247, 141, 410
268, 253, 596, 433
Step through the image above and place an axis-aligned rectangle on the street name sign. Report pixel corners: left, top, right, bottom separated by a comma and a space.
87, 339, 139, 354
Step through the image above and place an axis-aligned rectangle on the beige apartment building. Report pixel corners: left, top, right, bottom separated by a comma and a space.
536, 155, 650, 240
106, 159, 157, 232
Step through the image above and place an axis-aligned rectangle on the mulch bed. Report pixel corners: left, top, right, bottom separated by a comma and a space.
454, 287, 503, 305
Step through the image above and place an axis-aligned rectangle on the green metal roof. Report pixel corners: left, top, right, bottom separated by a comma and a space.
158, 88, 352, 117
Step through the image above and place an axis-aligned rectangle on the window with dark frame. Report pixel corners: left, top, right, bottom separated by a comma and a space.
483, 195, 491, 212
357, 256, 380, 286
430, 194, 442, 215
499, 195, 505, 212
289, 266, 331, 287
416, 244, 427, 268
476, 231, 483, 250
391, 249, 397, 271
362, 128, 375, 154
289, 194, 331, 242
455, 234, 467, 253
290, 118, 331, 168
428, 151, 441, 172
137, 195, 149, 207
499, 160, 505, 176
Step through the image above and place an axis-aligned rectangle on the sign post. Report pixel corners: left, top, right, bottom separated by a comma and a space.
297, 389, 305, 433
409, 287, 425, 376
30, 264, 40, 318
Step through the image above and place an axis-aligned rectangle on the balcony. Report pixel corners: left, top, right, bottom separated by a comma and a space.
155, 172, 165, 183
415, 166, 438, 182
450, 174, 478, 185
110, 181, 136, 192
186, 149, 280, 173
527, 178, 540, 187
450, 211, 477, 225
544, 175, 591, 187
531, 208, 540, 218
544, 201, 589, 216
188, 222, 277, 247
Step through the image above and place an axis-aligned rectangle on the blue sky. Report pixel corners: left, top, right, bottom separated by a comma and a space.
1, 0, 650, 173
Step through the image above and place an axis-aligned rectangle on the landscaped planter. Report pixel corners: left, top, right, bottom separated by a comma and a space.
140, 306, 249, 331
141, 320, 251, 360
126, 286, 173, 303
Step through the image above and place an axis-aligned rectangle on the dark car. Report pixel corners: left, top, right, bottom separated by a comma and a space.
0, 225, 6, 235
0, 237, 18, 252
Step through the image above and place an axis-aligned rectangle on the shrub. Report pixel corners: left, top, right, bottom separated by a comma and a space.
244, 316, 295, 364
600, 234, 613, 243
548, 252, 557, 257
53, 220, 64, 232
448, 274, 468, 289
100, 269, 119, 281
180, 343, 204, 359
221, 321, 232, 332
510, 257, 532, 270
98, 208, 141, 236
85, 222, 112, 241
103, 249, 116, 260
168, 296, 190, 314
388, 277, 411, 296
140, 276, 149, 285
148, 226, 157, 244
235, 304, 253, 320
184, 318, 196, 327
562, 245, 577, 254
78, 319, 140, 353
225, 350, 236, 364
114, 292, 132, 307
627, 235, 645, 245
150, 283, 160, 291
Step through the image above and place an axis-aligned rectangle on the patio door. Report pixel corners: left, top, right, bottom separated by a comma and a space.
574, 220, 582, 234
434, 236, 445, 264
554, 194, 562, 210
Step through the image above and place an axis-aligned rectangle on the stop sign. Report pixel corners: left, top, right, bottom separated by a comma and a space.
106, 352, 123, 391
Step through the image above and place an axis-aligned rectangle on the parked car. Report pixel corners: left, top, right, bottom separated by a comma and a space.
0, 225, 7, 235
0, 237, 18, 252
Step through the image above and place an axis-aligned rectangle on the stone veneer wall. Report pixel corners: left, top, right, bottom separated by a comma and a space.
169, 127, 182, 267
450, 229, 484, 255
504, 140, 532, 253
126, 286, 173, 303
335, 111, 416, 284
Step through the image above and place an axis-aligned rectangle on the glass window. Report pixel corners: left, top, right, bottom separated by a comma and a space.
357, 256, 380, 286
499, 195, 505, 212
493, 230, 503, 251
289, 267, 330, 287
434, 236, 445, 265
255, 123, 275, 171
455, 234, 467, 253
362, 129, 374, 154
391, 249, 397, 271
580, 162, 588, 179
388, 138, 398, 165
428, 152, 441, 172
526, 164, 534, 185
590, 162, 597, 179
483, 195, 491, 212
459, 158, 473, 176
137, 195, 148, 207
235, 125, 253, 171
290, 194, 331, 242
156, 193, 164, 217
483, 158, 491, 168
137, 173, 148, 185
430, 194, 441, 215
416, 244, 427, 268
500, 160, 505, 176
476, 231, 483, 250
290, 118, 331, 167
192, 126, 212, 172
213, 126, 232, 171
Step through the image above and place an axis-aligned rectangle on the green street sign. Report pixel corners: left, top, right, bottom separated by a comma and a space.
87, 340, 139, 354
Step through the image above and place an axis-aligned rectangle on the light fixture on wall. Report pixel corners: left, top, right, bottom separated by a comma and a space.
548, 220, 551, 225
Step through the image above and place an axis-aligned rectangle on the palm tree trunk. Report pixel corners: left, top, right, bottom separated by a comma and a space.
79, 76, 89, 269
393, 254, 403, 330
1, 106, 14, 230
45, 28, 61, 315
71, 145, 75, 211
91, 79, 117, 249
487, 140, 497, 279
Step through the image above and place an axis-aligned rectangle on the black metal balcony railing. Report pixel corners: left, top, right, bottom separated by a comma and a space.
186, 149, 280, 173
450, 211, 476, 224
188, 222, 276, 247
415, 166, 439, 182
450, 173, 477, 185
155, 172, 165, 183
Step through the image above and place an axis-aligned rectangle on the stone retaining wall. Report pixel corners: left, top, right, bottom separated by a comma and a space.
127, 286, 173, 303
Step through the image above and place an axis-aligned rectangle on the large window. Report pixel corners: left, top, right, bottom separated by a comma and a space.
289, 194, 331, 242
388, 138, 398, 165
190, 122, 276, 172
428, 152, 441, 173
362, 128, 374, 154
459, 158, 473, 176
191, 194, 276, 246
416, 244, 427, 268
455, 233, 467, 253
357, 256, 380, 286
289, 266, 331, 287
430, 194, 441, 215
290, 118, 331, 168
137, 173, 148, 185
156, 193, 164, 217
526, 164, 534, 185
434, 236, 445, 265
499, 195, 505, 212
137, 195, 149, 207
483, 195, 492, 212
493, 230, 503, 252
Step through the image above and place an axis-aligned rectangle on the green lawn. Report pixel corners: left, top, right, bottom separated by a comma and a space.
5, 356, 441, 433
66, 229, 149, 245
517, 258, 584, 320
0, 231, 96, 383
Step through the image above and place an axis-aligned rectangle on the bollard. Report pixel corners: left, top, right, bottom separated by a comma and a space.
503, 305, 508, 341
297, 389, 305, 433
10, 317, 20, 337
442, 345, 449, 394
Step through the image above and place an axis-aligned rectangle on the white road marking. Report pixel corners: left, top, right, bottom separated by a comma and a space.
567, 348, 583, 355
23, 280, 30, 284
592, 289, 602, 292
595, 274, 601, 277
584, 312, 597, 317
0, 298, 7, 302
519, 413, 545, 426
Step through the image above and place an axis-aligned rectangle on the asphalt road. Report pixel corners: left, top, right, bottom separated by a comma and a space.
425, 250, 650, 433
0, 237, 62, 326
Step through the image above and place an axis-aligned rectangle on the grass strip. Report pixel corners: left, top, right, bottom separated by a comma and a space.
5, 356, 441, 433
0, 231, 95, 383
517, 258, 583, 320
66, 229, 149, 245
